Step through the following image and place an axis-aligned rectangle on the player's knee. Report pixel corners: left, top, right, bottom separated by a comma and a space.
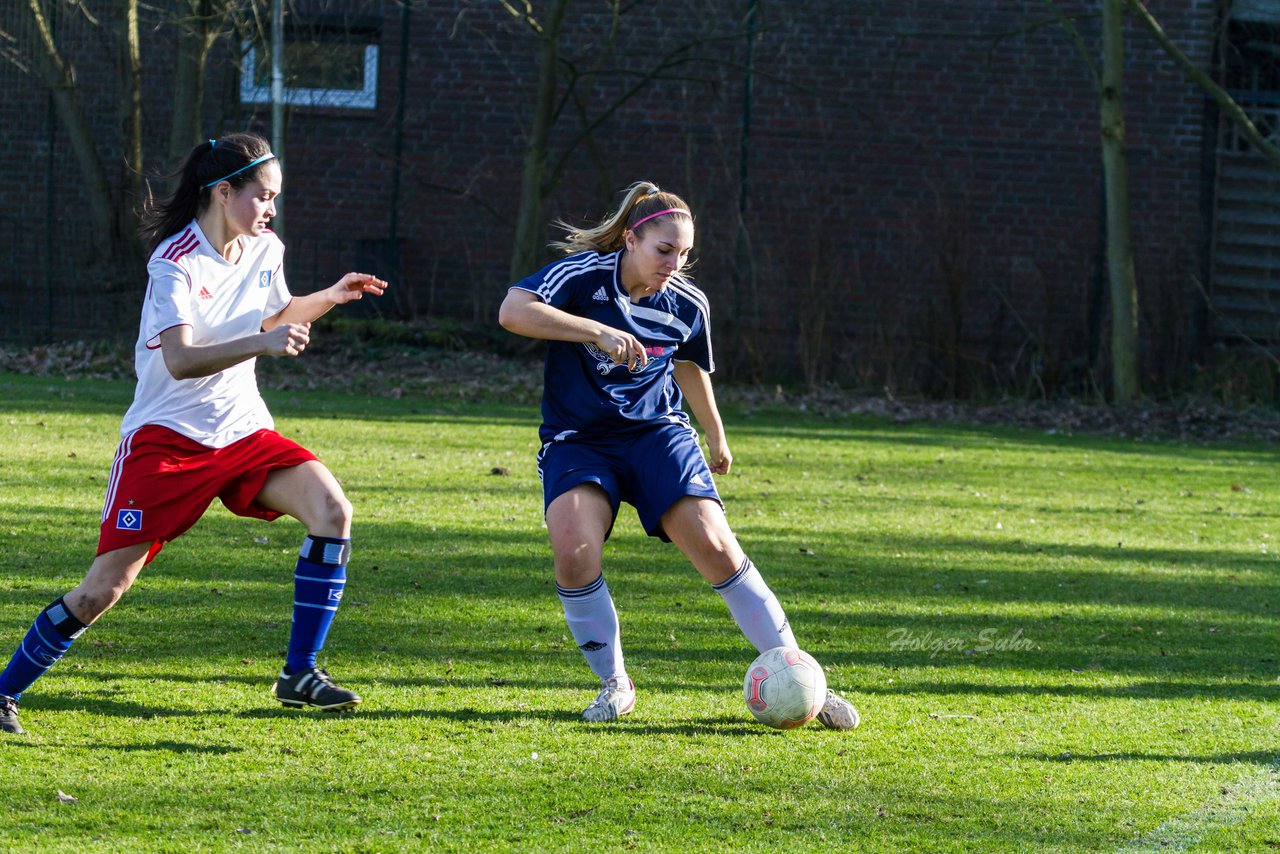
680, 527, 734, 560
314, 490, 353, 536
552, 543, 602, 585
67, 584, 126, 624
697, 551, 740, 585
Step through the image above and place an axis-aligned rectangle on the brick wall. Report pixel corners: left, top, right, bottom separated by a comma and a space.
3, 0, 1222, 395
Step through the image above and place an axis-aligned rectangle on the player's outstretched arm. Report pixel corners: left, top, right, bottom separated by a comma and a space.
159, 323, 312, 380
673, 359, 732, 474
265, 272, 388, 330
498, 288, 647, 368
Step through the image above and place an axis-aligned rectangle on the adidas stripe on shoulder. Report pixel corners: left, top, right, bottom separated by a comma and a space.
667, 274, 710, 320
668, 275, 714, 372
535, 252, 615, 302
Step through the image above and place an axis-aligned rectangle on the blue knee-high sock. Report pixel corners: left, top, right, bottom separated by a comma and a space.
285, 536, 349, 674
0, 597, 88, 701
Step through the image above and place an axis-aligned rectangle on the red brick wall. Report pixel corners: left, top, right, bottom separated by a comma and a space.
3, 0, 1221, 394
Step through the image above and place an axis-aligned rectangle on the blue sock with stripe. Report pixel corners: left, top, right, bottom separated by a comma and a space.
285, 536, 349, 674
0, 597, 88, 701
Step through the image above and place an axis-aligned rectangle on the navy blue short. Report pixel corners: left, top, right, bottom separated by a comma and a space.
537, 420, 722, 541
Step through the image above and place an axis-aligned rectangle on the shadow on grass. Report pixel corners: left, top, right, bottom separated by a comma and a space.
715, 410, 1280, 457
1019, 750, 1280, 766
10, 373, 1280, 457
236, 703, 776, 737
0, 374, 540, 427
8, 505, 1277, 615
21, 687, 773, 737
856, 679, 1280, 702
24, 692, 240, 717
101, 740, 244, 754
6, 484, 1278, 706
5, 738, 243, 755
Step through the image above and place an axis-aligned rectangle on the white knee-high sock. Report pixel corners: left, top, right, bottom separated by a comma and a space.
557, 574, 627, 683
713, 557, 797, 653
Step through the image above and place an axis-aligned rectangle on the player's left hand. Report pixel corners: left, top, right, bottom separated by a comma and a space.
330, 272, 388, 303
707, 438, 732, 475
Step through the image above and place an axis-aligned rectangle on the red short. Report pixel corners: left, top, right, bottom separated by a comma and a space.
98, 425, 318, 564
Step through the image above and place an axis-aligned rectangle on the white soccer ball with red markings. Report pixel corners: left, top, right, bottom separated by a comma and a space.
742, 646, 827, 730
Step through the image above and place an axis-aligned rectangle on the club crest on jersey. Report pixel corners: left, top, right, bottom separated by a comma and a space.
583, 341, 645, 375
116, 508, 143, 531
258, 270, 272, 289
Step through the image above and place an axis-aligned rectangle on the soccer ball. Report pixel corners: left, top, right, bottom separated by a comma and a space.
742, 646, 827, 730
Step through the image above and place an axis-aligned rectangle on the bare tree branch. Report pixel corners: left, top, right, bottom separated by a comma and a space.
1127, 0, 1280, 171
497, 0, 541, 34
1038, 0, 1099, 86
544, 32, 747, 193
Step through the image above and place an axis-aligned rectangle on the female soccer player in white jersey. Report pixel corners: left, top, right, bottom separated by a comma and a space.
0, 132, 386, 735
498, 181, 860, 728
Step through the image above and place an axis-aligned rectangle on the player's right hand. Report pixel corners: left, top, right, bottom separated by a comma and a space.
597, 327, 647, 370
265, 322, 311, 357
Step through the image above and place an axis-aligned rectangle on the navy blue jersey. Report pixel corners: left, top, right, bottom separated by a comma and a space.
511, 250, 714, 441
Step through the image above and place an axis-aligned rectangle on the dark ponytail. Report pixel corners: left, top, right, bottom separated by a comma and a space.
140, 132, 275, 253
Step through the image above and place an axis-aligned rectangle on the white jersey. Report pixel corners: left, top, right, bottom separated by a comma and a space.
119, 220, 293, 448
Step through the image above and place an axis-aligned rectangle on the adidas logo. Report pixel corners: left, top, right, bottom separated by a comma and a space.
690, 473, 706, 487
580, 640, 607, 652
592, 287, 609, 302
198, 286, 213, 300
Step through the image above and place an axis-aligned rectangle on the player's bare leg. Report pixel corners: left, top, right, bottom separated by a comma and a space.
64, 543, 153, 624
256, 461, 360, 711
0, 543, 150, 734
661, 496, 743, 585
547, 485, 634, 721
663, 496, 859, 730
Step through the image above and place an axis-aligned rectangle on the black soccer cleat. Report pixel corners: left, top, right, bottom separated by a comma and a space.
273, 667, 361, 711
0, 694, 24, 735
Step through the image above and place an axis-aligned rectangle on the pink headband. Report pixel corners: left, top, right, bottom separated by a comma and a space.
630, 207, 687, 230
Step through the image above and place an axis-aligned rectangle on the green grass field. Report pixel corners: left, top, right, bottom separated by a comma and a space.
0, 373, 1277, 852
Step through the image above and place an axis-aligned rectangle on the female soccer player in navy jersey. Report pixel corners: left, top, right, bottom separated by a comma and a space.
0, 132, 386, 735
498, 181, 860, 728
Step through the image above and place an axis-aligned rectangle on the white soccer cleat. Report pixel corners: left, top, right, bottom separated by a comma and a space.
815, 689, 860, 730
581, 677, 636, 722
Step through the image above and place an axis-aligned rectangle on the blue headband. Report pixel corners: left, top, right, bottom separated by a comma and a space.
202, 152, 276, 189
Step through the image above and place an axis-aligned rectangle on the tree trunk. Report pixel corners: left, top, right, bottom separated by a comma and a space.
115, 0, 145, 281
508, 0, 570, 283
22, 0, 116, 258
169, 0, 229, 168
1100, 0, 1140, 404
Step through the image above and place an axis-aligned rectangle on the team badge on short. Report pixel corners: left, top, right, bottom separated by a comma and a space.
116, 508, 143, 531
259, 270, 272, 289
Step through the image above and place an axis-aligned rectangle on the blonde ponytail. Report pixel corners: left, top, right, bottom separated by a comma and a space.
550, 181, 692, 256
